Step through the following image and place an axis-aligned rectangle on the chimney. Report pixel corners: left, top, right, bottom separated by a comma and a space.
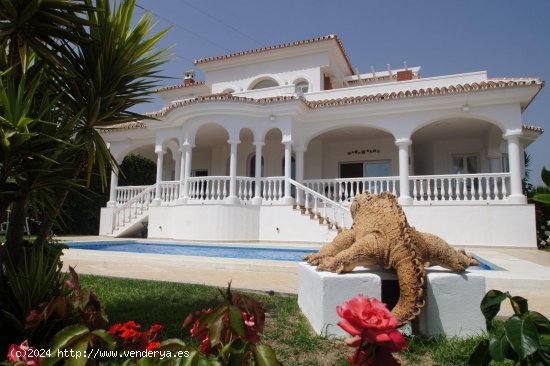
184, 70, 196, 86
396, 70, 413, 81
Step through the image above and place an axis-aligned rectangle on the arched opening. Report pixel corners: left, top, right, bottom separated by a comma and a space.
293, 79, 309, 94
411, 117, 504, 175
248, 154, 265, 177
250, 77, 278, 90
305, 126, 396, 201
195, 123, 230, 177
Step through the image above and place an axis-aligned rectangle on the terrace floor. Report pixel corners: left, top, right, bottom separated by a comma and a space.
60, 236, 550, 318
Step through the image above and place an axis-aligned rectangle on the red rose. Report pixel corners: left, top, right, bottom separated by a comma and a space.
337, 295, 398, 336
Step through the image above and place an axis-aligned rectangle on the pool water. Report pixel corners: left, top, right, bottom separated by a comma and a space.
67, 241, 498, 269
68, 241, 317, 262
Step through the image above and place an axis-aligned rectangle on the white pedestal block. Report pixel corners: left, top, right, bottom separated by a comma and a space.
298, 263, 382, 338
417, 270, 486, 337
298, 263, 486, 338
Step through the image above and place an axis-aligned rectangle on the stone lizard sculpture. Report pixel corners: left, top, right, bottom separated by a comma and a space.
304, 191, 479, 325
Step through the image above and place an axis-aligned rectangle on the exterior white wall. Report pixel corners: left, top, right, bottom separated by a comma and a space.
322, 138, 398, 178
403, 204, 537, 247
146, 204, 337, 243
304, 141, 323, 179
207, 52, 327, 93
432, 138, 488, 174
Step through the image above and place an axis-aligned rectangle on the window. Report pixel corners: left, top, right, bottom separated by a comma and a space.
251, 78, 278, 90
192, 170, 208, 177
451, 154, 478, 174
339, 161, 391, 178
295, 80, 309, 94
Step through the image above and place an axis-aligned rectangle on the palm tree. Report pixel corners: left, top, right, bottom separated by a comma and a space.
0, 0, 170, 252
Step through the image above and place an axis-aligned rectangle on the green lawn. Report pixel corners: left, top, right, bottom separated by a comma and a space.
79, 275, 514, 366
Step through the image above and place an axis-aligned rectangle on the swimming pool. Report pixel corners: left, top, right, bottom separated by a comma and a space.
67, 240, 498, 269
68, 241, 317, 262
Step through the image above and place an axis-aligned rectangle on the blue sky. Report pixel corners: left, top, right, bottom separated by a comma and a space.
135, 0, 550, 185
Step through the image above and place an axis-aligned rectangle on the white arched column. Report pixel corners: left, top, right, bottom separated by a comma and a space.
395, 138, 413, 205
226, 139, 240, 204
282, 139, 294, 204
174, 150, 182, 183
176, 142, 187, 203
504, 129, 527, 204
252, 140, 264, 205
294, 145, 306, 206
107, 168, 119, 207
151, 146, 166, 206
178, 142, 194, 203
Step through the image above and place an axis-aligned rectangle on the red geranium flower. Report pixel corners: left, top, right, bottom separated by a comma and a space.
145, 342, 161, 351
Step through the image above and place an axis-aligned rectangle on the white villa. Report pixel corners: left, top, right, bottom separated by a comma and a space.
98, 35, 544, 247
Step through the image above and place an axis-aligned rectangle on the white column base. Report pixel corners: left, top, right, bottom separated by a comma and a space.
225, 196, 240, 205
507, 194, 527, 204
151, 198, 162, 207
398, 196, 414, 206
280, 196, 295, 205
176, 197, 189, 205
251, 196, 263, 205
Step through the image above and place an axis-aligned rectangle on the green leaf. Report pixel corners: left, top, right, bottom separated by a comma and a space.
489, 336, 506, 362
228, 305, 245, 337
228, 339, 247, 366
468, 339, 491, 366
542, 167, 550, 188
252, 344, 280, 366
91, 329, 116, 350
49, 324, 89, 353
539, 334, 550, 363
65, 338, 90, 366
208, 316, 224, 348
525, 312, 550, 335
510, 296, 529, 315
533, 194, 550, 205
157, 338, 186, 351
480, 290, 509, 329
505, 315, 540, 360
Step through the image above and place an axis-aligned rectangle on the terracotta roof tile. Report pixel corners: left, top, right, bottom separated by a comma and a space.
157, 81, 205, 92
523, 124, 544, 133
194, 34, 354, 74
100, 78, 544, 131
97, 121, 145, 133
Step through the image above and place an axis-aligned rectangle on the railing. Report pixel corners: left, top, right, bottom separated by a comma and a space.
262, 177, 285, 202
237, 177, 256, 201
112, 185, 156, 232
302, 177, 399, 203
115, 185, 149, 205
188, 176, 230, 201
288, 178, 351, 230
159, 181, 179, 203
409, 173, 511, 203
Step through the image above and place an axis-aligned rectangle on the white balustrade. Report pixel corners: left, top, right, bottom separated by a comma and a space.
188, 177, 230, 201
289, 178, 351, 230
159, 181, 180, 203
262, 177, 285, 202
409, 173, 511, 203
112, 185, 156, 232
115, 186, 149, 205
303, 177, 399, 203
237, 177, 255, 201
